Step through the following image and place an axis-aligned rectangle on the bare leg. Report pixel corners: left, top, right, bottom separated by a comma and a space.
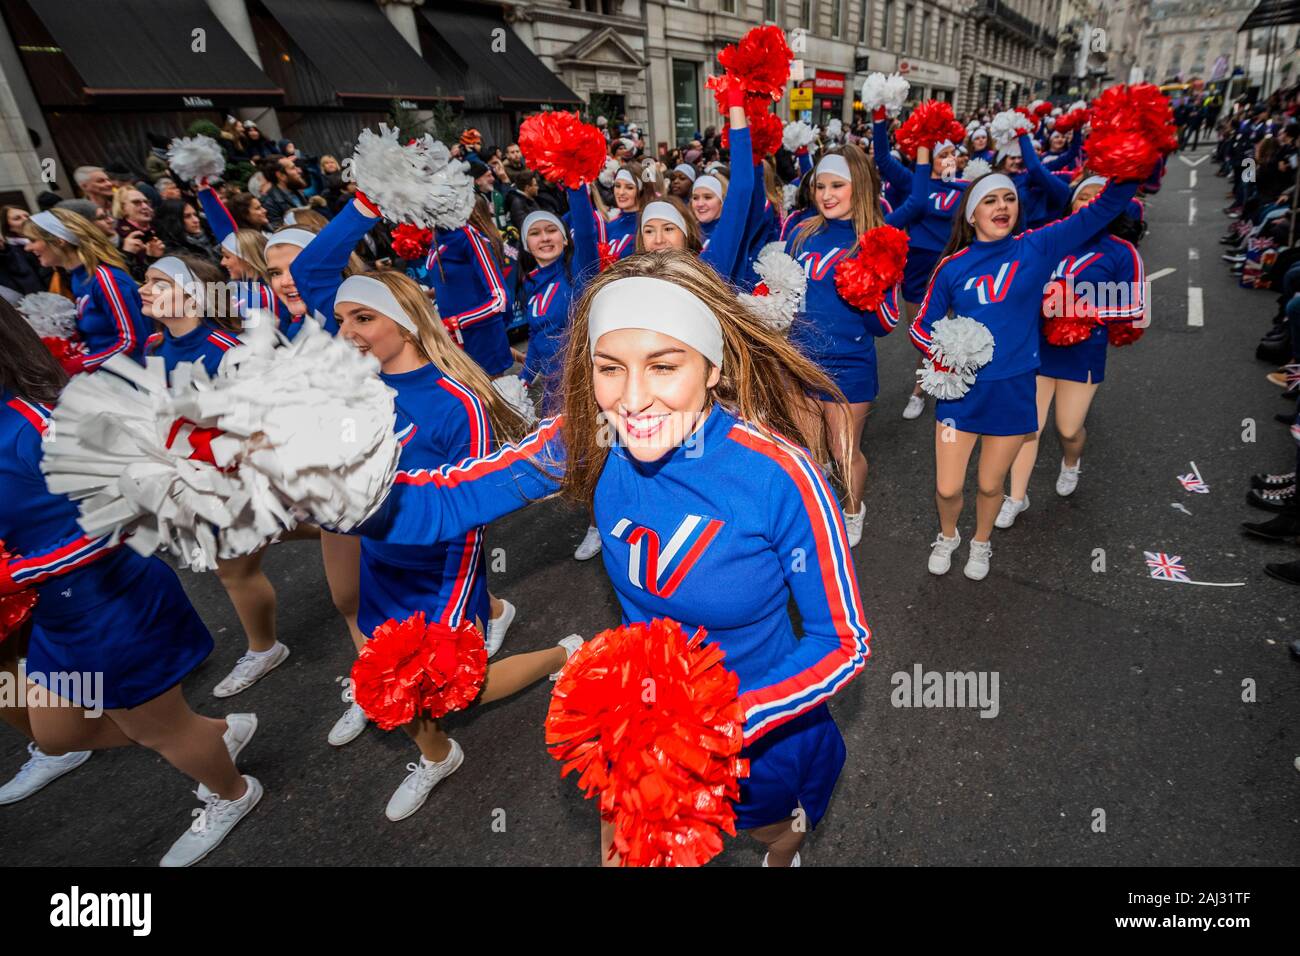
25, 680, 134, 752
214, 549, 277, 653
934, 423, 979, 537
1053, 378, 1101, 467
1008, 376, 1057, 501
477, 646, 567, 705
599, 818, 621, 867
0, 640, 32, 739
750, 815, 806, 867
403, 717, 452, 763
974, 435, 1032, 542
822, 400, 872, 512
321, 531, 366, 652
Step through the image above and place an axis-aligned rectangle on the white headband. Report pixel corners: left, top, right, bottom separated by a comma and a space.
220, 232, 241, 257
31, 211, 79, 246
264, 228, 316, 252
815, 154, 851, 181
965, 174, 1017, 223
1071, 176, 1108, 202
971, 127, 988, 140
588, 276, 723, 370
692, 175, 724, 199
335, 275, 418, 334
614, 168, 637, 187
933, 140, 956, 155
995, 139, 1023, 161
521, 211, 566, 243
673, 163, 697, 182
641, 201, 688, 234
148, 256, 197, 291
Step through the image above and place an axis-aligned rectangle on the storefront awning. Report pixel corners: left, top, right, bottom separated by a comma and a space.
1238, 0, 1300, 30
260, 0, 458, 107
420, 4, 583, 108
22, 0, 281, 105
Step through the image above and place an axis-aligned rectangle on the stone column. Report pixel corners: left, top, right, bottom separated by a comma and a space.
0, 13, 59, 203
204, 0, 282, 139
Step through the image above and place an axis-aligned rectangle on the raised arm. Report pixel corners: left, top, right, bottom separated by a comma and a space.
359, 417, 565, 547
1018, 133, 1071, 212
883, 156, 929, 229
728, 433, 871, 744
872, 110, 912, 197
567, 185, 600, 283
1022, 179, 1139, 261
289, 198, 377, 319
196, 185, 239, 243
701, 92, 754, 281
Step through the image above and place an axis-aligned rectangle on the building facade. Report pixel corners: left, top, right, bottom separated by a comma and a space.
1051, 0, 1108, 99
956, 0, 1062, 114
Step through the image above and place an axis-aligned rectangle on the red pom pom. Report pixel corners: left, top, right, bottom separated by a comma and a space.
351, 612, 487, 730
391, 224, 432, 261
1041, 277, 1102, 346
1083, 84, 1177, 182
1108, 321, 1144, 347
721, 98, 784, 163
834, 224, 909, 311
0, 539, 36, 631
715, 25, 792, 101
545, 618, 749, 868
1053, 109, 1088, 135
41, 336, 86, 376
518, 111, 608, 189
896, 101, 963, 159
1034, 101, 1054, 118
598, 240, 618, 272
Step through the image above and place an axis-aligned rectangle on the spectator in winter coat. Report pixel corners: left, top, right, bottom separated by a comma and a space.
259, 155, 309, 228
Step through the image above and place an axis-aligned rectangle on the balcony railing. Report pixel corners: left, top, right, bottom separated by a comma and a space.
975, 0, 1058, 50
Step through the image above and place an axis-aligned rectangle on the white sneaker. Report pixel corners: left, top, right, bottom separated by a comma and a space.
385, 739, 464, 821
902, 394, 925, 420
213, 643, 290, 698
485, 600, 515, 658
197, 713, 259, 800
964, 540, 993, 581
160, 775, 263, 867
927, 531, 961, 575
574, 525, 602, 560
1056, 458, 1081, 497
328, 702, 368, 747
843, 504, 866, 548
994, 494, 1029, 529
0, 743, 90, 805
550, 634, 585, 681
761, 851, 802, 867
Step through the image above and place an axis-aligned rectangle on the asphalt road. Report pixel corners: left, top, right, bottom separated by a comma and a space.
4, 146, 1298, 867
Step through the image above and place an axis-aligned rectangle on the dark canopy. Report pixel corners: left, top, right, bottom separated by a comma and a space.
1238, 0, 1300, 30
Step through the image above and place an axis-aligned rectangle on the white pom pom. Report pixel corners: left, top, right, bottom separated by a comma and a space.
989, 110, 1033, 147
782, 121, 815, 153
916, 358, 977, 399
351, 125, 474, 229
930, 315, 995, 372
826, 118, 843, 142
597, 157, 620, 187
781, 182, 799, 213
166, 135, 226, 184
861, 72, 910, 113
492, 375, 538, 429
963, 157, 992, 180
738, 241, 806, 332
17, 292, 78, 339
40, 323, 401, 570
1070, 100, 1088, 113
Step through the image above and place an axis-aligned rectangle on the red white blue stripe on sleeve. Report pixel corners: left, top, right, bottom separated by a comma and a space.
445, 228, 507, 327
80, 267, 137, 368
432, 375, 490, 626
7, 533, 117, 587
394, 416, 561, 489
1095, 236, 1146, 320
728, 422, 871, 743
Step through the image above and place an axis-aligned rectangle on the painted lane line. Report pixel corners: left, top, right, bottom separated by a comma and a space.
1178, 154, 1209, 167
1188, 247, 1199, 260
1190, 169, 1197, 189
1188, 286, 1204, 327
1188, 196, 1197, 225
1148, 267, 1177, 281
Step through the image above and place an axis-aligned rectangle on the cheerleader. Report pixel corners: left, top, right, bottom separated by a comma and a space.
139, 256, 241, 374
424, 211, 513, 377
1040, 126, 1083, 173
361, 251, 871, 866
263, 227, 342, 335
872, 109, 913, 210
690, 170, 729, 253
291, 198, 521, 740
1018, 131, 1073, 222
668, 162, 696, 200
908, 158, 1138, 580
197, 184, 298, 339
967, 127, 995, 165
22, 210, 150, 372
783, 146, 921, 547
604, 166, 645, 261
997, 177, 1147, 527
329, 268, 574, 820
891, 139, 969, 421
0, 309, 260, 866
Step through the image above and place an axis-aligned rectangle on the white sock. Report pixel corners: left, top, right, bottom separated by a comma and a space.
245, 643, 280, 659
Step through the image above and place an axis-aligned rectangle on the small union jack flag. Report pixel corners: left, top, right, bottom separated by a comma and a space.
1145, 552, 1191, 583
1282, 363, 1300, 394
1177, 461, 1209, 494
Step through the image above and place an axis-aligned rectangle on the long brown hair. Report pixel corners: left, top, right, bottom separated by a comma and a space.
468, 195, 506, 266
938, 171, 1021, 262
149, 254, 241, 333
360, 271, 526, 445
635, 194, 702, 254
556, 251, 843, 507
23, 207, 127, 273
790, 144, 884, 257
0, 299, 67, 405
231, 228, 272, 281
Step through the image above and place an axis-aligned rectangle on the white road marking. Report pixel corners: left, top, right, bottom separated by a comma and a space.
1188, 197, 1197, 225
1148, 267, 1177, 281
1188, 286, 1203, 327
1188, 247, 1199, 260
1190, 169, 1197, 189
1178, 154, 1209, 167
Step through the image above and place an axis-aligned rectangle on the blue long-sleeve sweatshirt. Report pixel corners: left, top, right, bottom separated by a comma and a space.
697, 124, 754, 283
360, 405, 871, 744
289, 200, 385, 335
424, 223, 509, 333
197, 187, 296, 337
909, 180, 1139, 380
889, 161, 969, 253
71, 264, 150, 371
145, 322, 240, 377
1020, 133, 1072, 222
604, 209, 637, 260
